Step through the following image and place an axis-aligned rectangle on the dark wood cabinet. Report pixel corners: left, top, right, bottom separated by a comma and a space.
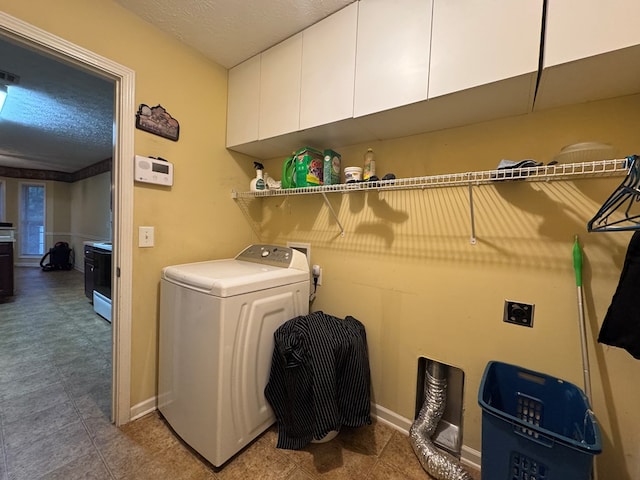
84, 245, 94, 300
0, 242, 14, 298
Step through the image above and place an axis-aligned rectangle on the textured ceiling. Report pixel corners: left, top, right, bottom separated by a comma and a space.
0, 38, 114, 173
114, 0, 355, 69
0, 0, 354, 174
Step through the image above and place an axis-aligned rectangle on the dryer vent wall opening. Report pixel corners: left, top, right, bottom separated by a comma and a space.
411, 358, 474, 480
414, 357, 465, 457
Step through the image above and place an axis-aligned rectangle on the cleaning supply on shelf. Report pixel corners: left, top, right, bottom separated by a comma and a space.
363, 148, 376, 181
344, 166, 362, 182
294, 147, 324, 187
323, 149, 341, 185
264, 172, 281, 189
250, 162, 266, 191
282, 153, 296, 189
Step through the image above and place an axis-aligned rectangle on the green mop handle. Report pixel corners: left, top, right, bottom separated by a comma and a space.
573, 235, 583, 287
573, 237, 597, 480
573, 235, 593, 398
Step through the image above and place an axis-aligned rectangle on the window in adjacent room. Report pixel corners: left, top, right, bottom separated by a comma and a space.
0, 180, 5, 221
19, 182, 45, 256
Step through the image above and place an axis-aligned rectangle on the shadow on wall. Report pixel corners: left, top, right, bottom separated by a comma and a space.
232, 177, 630, 276
235, 189, 411, 249
354, 190, 410, 248
234, 193, 328, 241
493, 180, 629, 267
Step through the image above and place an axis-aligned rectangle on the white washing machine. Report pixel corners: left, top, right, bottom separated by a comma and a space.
158, 244, 309, 467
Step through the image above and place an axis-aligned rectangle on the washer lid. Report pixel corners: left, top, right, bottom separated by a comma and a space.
161, 258, 309, 297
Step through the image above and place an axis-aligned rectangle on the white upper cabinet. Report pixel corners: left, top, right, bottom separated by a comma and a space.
226, 55, 260, 148
353, 0, 433, 118
300, 2, 358, 130
428, 0, 543, 99
535, 0, 640, 111
258, 33, 303, 140
543, 0, 640, 67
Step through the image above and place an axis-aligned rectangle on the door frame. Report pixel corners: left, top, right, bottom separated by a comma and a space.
0, 12, 134, 426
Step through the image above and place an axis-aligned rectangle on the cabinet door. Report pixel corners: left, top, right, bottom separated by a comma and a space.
226, 55, 261, 148
84, 246, 94, 300
0, 242, 14, 297
428, 0, 542, 99
535, 0, 640, 111
544, 0, 640, 68
259, 33, 302, 140
300, 2, 358, 130
84, 259, 94, 300
354, 0, 432, 118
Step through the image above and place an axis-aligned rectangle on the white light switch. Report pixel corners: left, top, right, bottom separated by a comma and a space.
139, 226, 154, 247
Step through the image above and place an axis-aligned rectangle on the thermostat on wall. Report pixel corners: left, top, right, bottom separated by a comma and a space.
135, 155, 174, 186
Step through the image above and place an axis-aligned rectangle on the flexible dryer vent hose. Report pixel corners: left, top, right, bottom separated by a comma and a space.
410, 361, 474, 480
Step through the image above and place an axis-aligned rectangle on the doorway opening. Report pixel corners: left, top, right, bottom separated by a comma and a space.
0, 12, 134, 426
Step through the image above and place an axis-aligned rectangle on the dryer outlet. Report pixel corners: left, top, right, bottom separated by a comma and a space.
503, 300, 534, 327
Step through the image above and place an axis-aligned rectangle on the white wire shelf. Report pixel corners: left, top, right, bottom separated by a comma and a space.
231, 158, 629, 199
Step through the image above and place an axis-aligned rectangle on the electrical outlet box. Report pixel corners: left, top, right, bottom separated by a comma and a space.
503, 300, 534, 327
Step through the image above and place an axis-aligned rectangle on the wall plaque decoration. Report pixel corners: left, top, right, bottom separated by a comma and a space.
135, 104, 180, 141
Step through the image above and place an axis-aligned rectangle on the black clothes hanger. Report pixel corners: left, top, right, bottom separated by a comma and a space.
588, 155, 640, 232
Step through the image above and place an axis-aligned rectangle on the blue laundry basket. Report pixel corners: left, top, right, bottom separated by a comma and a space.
478, 361, 602, 480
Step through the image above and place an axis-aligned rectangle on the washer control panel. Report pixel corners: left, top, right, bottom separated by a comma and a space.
236, 244, 293, 267
236, 244, 309, 272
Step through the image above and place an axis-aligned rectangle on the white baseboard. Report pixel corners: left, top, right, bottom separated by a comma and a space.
370, 402, 413, 433
130, 396, 157, 421
461, 445, 482, 471
129, 397, 481, 471
14, 262, 40, 267
371, 403, 481, 471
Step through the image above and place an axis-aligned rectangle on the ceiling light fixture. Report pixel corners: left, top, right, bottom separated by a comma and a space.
0, 84, 7, 114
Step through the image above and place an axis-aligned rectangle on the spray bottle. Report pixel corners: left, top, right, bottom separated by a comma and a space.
250, 162, 266, 191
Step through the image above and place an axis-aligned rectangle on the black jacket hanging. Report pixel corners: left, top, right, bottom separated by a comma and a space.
598, 231, 640, 359
264, 311, 371, 450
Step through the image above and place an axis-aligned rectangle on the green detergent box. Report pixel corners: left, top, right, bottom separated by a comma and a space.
294, 147, 324, 187
323, 149, 341, 185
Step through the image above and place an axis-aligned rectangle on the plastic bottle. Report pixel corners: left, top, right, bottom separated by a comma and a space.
281, 152, 296, 189
250, 162, 266, 191
363, 148, 376, 180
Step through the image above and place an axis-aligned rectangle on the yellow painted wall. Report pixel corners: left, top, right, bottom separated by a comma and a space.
69, 172, 111, 268
48, 180, 71, 245
257, 94, 640, 480
3, 2, 640, 479
0, 1, 255, 408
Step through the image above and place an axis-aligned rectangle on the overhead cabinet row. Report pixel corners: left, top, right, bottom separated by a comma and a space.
226, 2, 360, 147
227, 0, 640, 159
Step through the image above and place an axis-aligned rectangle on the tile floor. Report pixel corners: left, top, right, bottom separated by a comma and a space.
0, 266, 480, 480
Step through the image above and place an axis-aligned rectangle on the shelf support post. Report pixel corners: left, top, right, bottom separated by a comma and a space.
321, 192, 345, 236
468, 183, 477, 245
